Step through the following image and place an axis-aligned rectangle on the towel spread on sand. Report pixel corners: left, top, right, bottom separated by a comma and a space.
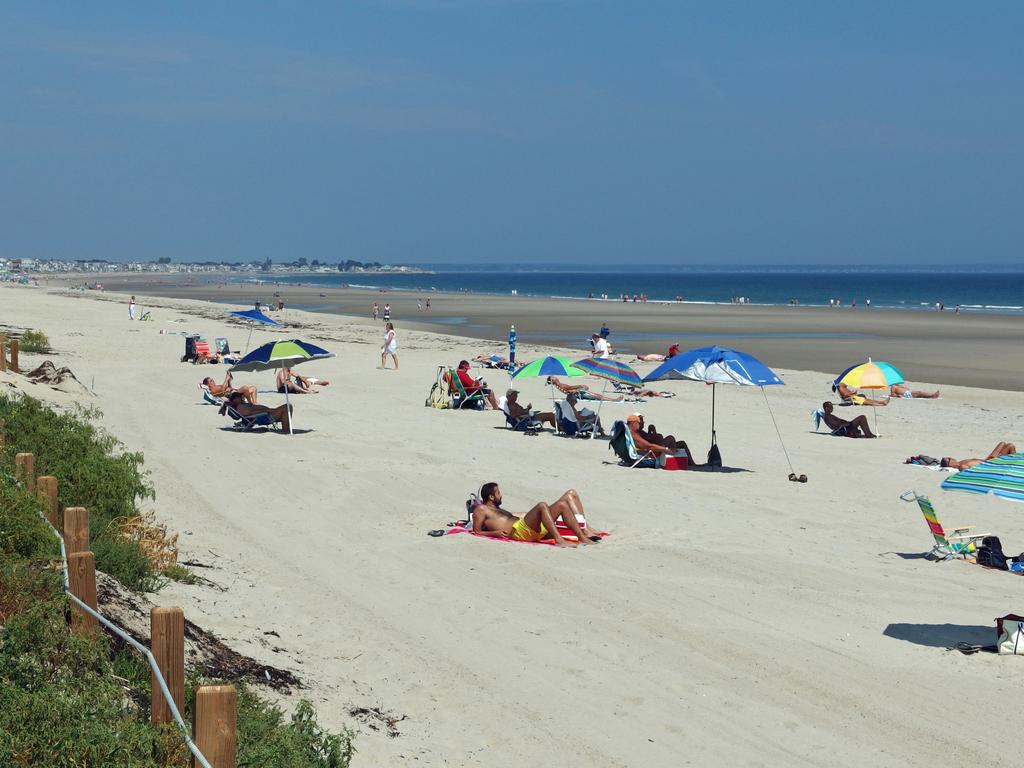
436, 524, 608, 546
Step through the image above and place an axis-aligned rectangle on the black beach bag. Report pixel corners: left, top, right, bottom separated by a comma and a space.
976, 536, 1009, 570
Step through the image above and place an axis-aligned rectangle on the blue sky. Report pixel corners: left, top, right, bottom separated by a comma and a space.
2, 2, 1021, 265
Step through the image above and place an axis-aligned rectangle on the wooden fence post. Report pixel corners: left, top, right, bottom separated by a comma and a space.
9, 338, 18, 373
193, 685, 237, 768
0, 336, 6, 372
67, 551, 99, 635
63, 506, 89, 555
15, 453, 35, 491
37, 476, 59, 528
150, 607, 185, 726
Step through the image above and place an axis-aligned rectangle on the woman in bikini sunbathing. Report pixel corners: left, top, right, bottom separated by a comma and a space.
546, 376, 623, 401
940, 441, 1016, 470
201, 373, 257, 404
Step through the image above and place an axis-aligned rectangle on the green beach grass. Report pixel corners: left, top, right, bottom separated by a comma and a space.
0, 394, 354, 767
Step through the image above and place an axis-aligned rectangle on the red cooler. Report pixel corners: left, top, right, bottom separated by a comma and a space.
662, 452, 689, 471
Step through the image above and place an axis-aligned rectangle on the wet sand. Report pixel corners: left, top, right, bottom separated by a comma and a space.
55, 272, 1024, 390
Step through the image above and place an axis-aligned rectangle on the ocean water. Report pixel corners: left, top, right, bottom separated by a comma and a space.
270, 268, 1024, 314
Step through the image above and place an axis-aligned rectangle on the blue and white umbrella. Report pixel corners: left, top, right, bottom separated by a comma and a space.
644, 346, 786, 469
226, 308, 281, 354
643, 345, 782, 387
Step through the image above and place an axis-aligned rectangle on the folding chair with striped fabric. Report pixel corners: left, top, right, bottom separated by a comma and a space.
900, 491, 988, 561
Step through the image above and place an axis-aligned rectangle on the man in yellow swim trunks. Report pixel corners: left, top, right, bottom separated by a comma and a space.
471, 483, 602, 548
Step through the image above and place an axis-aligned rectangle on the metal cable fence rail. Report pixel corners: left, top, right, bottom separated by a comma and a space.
9, 470, 215, 768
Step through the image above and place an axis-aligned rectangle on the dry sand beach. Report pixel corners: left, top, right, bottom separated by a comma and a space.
4, 281, 1024, 766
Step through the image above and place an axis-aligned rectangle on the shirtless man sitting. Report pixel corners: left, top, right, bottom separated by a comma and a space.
626, 414, 696, 460
201, 373, 257, 404
220, 391, 293, 432
941, 441, 1016, 470
504, 390, 556, 429
821, 401, 876, 438
546, 376, 623, 402
471, 483, 602, 547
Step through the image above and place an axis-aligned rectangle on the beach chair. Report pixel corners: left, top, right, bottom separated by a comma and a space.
500, 400, 542, 432
554, 400, 596, 438
445, 369, 486, 410
222, 404, 277, 432
214, 337, 231, 355
192, 338, 213, 363
199, 384, 222, 406
900, 491, 988, 561
607, 420, 665, 468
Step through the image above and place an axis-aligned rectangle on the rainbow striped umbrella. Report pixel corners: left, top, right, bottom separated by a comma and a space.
835, 359, 904, 390
942, 453, 1024, 503
572, 357, 643, 388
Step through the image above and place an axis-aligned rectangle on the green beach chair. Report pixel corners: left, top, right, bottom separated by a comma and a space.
900, 491, 988, 561
446, 369, 486, 410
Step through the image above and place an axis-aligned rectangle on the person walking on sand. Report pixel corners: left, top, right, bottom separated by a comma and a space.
372, 302, 379, 321
128, 296, 136, 320
383, 303, 391, 323
381, 322, 398, 369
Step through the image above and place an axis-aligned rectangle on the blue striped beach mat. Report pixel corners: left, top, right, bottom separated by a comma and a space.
941, 453, 1024, 503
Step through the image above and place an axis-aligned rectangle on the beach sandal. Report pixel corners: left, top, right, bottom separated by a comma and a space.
427, 529, 446, 537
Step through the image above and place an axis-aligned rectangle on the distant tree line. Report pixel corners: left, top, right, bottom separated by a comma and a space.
337, 259, 382, 272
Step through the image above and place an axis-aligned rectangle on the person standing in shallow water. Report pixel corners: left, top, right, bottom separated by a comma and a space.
381, 322, 398, 370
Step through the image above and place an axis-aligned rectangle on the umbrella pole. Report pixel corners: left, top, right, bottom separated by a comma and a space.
590, 381, 608, 439
244, 324, 253, 355
711, 383, 716, 447
281, 363, 294, 435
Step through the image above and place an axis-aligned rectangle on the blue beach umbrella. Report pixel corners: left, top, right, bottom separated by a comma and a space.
941, 453, 1024, 503
230, 339, 334, 434
226, 308, 281, 354
644, 346, 786, 468
644, 346, 783, 387
508, 324, 517, 377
